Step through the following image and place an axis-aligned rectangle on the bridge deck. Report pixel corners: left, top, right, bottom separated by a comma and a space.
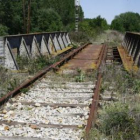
59, 44, 103, 73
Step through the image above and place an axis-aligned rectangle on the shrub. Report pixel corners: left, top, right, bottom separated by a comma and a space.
133, 79, 140, 94
75, 69, 85, 82
99, 103, 137, 140
17, 55, 60, 74
69, 31, 90, 44
7, 78, 19, 91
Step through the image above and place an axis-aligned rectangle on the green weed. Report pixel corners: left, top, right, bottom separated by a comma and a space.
99, 103, 137, 140
7, 78, 19, 91
20, 88, 29, 94
75, 69, 85, 82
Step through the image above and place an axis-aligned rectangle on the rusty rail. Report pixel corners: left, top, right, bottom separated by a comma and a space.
0, 43, 91, 106
86, 44, 107, 134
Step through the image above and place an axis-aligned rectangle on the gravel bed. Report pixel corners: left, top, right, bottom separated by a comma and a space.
35, 83, 94, 89
2, 103, 89, 115
0, 74, 94, 139
18, 92, 93, 98
0, 103, 89, 125
0, 124, 84, 140
17, 95, 93, 105
29, 87, 93, 93
0, 115, 87, 125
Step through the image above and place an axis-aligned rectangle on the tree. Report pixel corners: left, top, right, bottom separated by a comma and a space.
35, 8, 63, 32
0, 24, 8, 36
0, 0, 23, 34
79, 16, 109, 38
0, 0, 84, 35
89, 16, 108, 31
111, 12, 140, 32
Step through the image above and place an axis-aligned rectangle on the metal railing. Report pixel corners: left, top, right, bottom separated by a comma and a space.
0, 32, 71, 70
122, 32, 140, 67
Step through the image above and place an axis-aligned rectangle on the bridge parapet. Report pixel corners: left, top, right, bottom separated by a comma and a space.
122, 32, 140, 67
0, 32, 71, 70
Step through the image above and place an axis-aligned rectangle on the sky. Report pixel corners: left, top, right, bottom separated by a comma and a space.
80, 0, 140, 24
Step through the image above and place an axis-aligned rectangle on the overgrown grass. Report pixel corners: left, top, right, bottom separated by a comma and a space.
101, 65, 140, 95
0, 66, 25, 97
17, 55, 60, 74
99, 103, 137, 140
88, 103, 140, 140
0, 55, 61, 97
88, 64, 140, 140
69, 31, 90, 45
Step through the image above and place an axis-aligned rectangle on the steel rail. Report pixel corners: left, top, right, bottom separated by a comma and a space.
86, 44, 107, 134
0, 43, 91, 106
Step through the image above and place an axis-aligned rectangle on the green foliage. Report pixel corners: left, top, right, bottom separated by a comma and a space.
89, 16, 109, 31
71, 43, 78, 49
0, 0, 23, 34
121, 72, 140, 94
0, 0, 84, 34
75, 69, 85, 82
20, 88, 29, 94
99, 103, 137, 140
88, 128, 106, 140
79, 16, 109, 39
132, 79, 140, 94
111, 12, 140, 32
0, 66, 8, 84
0, 24, 8, 36
16, 56, 29, 70
7, 78, 19, 91
79, 19, 96, 38
102, 65, 140, 95
70, 31, 90, 43
34, 8, 63, 32
17, 55, 60, 74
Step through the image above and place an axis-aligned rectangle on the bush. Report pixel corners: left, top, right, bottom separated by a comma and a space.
133, 79, 140, 94
99, 103, 137, 140
69, 31, 90, 44
16, 55, 60, 74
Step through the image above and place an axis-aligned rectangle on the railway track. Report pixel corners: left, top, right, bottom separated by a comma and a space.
0, 43, 106, 140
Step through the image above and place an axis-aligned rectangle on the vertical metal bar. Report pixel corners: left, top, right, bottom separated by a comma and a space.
127, 35, 133, 54
125, 35, 129, 49
56, 34, 63, 50
133, 40, 140, 62
131, 36, 138, 58
129, 36, 136, 56
43, 36, 51, 55
7, 42, 19, 70
50, 35, 57, 52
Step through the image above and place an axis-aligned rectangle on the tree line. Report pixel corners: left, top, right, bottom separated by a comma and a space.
79, 16, 109, 38
0, 0, 83, 35
0, 0, 139, 36
79, 11, 140, 37
111, 12, 140, 32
